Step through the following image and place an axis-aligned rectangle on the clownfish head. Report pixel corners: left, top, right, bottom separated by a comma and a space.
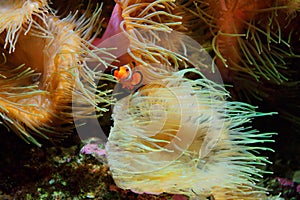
112, 63, 143, 90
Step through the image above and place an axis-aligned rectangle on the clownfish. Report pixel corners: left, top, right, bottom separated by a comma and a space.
112, 62, 143, 90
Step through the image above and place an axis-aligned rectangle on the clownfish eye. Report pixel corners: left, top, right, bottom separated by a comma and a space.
123, 65, 132, 81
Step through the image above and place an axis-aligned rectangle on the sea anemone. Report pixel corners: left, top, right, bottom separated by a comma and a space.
175, 0, 300, 132
111, 0, 189, 69
106, 67, 276, 199
177, 0, 300, 85
0, 1, 114, 146
92, 0, 208, 90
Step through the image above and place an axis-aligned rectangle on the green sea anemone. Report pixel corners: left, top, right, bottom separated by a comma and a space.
106, 67, 276, 199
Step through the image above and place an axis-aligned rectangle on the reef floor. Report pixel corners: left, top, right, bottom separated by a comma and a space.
0, 120, 299, 200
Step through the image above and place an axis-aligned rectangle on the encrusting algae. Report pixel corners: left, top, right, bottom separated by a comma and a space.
0, 0, 115, 146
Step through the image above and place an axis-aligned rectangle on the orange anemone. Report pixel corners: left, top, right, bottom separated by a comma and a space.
0, 1, 113, 146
